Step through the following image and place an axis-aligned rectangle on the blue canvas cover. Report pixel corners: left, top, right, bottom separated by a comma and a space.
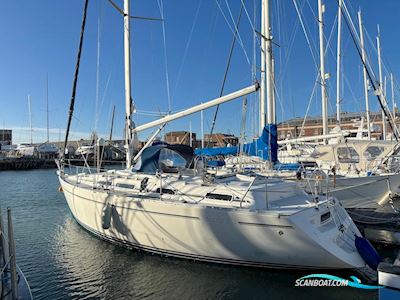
137, 144, 194, 173
274, 163, 301, 171
195, 146, 238, 156
194, 124, 278, 162
242, 124, 278, 162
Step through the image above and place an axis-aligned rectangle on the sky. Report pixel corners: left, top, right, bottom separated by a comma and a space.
1, 0, 400, 144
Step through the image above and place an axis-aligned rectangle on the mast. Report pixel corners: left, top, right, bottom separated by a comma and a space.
260, 0, 266, 132
384, 75, 387, 103
124, 0, 133, 168
271, 57, 276, 123
201, 108, 204, 148
189, 121, 192, 147
336, 0, 342, 123
63, 0, 89, 159
318, 0, 328, 142
109, 105, 116, 144
28, 95, 33, 145
377, 25, 386, 140
259, 0, 275, 131
358, 10, 371, 140
46, 74, 49, 142
264, 0, 275, 125
391, 73, 396, 118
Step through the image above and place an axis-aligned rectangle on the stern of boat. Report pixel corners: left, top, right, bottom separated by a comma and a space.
289, 197, 366, 269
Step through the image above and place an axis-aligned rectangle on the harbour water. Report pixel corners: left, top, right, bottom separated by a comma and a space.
0, 169, 381, 299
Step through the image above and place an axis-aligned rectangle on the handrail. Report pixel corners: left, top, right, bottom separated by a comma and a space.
240, 177, 257, 208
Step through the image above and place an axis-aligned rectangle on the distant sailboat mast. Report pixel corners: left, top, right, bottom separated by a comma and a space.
336, 0, 342, 124
377, 25, 386, 140
189, 121, 193, 147
357, 10, 371, 140
28, 95, 33, 145
391, 73, 396, 118
318, 0, 328, 143
46, 74, 50, 142
201, 108, 204, 148
109, 104, 116, 144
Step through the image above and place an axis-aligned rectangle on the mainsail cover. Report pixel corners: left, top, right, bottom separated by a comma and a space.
195, 124, 278, 162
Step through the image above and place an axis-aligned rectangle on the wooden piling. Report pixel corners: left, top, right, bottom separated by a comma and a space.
7, 208, 18, 300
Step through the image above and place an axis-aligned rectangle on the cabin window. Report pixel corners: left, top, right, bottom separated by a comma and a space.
337, 147, 359, 163
116, 183, 134, 189
159, 149, 187, 170
156, 188, 175, 194
320, 211, 331, 223
205, 193, 232, 201
364, 146, 384, 161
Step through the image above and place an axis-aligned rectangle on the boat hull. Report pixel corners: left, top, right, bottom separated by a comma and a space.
305, 173, 400, 209
59, 175, 364, 270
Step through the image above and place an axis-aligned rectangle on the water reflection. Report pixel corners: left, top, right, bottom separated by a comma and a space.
51, 212, 378, 300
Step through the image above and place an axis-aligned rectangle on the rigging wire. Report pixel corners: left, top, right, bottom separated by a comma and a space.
347, 1, 400, 120
322, 13, 339, 119
292, 0, 319, 72
207, 2, 245, 147
298, 77, 319, 138
238, 0, 259, 140
171, 0, 203, 100
99, 72, 112, 117
338, 0, 399, 140
157, 0, 172, 113
285, 0, 335, 128
363, 26, 400, 121
215, 0, 251, 67
275, 2, 301, 93
224, 0, 248, 59
239, 0, 261, 52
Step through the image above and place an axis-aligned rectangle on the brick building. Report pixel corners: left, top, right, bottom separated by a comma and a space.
278, 111, 399, 140
203, 133, 239, 147
163, 131, 238, 148
164, 131, 196, 146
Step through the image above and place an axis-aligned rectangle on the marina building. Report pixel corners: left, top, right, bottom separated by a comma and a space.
164, 131, 196, 145
0, 129, 12, 146
164, 131, 238, 148
278, 111, 399, 140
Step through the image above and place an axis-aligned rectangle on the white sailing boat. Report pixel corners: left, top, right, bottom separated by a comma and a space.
58, 0, 369, 269
261, 0, 400, 214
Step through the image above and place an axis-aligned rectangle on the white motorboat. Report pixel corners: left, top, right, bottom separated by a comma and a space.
74, 143, 94, 157
16, 144, 35, 157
